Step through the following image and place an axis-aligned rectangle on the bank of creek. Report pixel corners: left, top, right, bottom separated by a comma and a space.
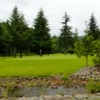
0, 66, 100, 100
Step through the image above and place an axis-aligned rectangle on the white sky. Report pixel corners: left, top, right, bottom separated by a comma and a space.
0, 0, 100, 36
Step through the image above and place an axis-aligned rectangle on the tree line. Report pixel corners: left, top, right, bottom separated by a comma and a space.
0, 6, 100, 66
0, 6, 77, 58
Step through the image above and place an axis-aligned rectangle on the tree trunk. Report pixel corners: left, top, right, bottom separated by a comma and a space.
14, 46, 16, 58
40, 49, 42, 57
86, 57, 88, 67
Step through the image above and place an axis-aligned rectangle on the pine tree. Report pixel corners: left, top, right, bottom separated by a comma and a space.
33, 8, 52, 56
9, 6, 29, 58
59, 12, 73, 54
87, 13, 100, 40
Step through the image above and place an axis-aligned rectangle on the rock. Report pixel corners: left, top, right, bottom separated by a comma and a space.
75, 94, 89, 99
16, 98, 26, 100
90, 96, 100, 99
30, 97, 40, 100
54, 95, 62, 100
72, 92, 78, 97
44, 95, 55, 100
50, 85, 58, 89
63, 95, 71, 99
0, 97, 15, 100
96, 93, 100, 96
69, 66, 100, 81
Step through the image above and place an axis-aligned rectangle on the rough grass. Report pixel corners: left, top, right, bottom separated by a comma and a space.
0, 53, 94, 77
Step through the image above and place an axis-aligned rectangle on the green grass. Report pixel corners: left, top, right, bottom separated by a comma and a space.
0, 53, 94, 77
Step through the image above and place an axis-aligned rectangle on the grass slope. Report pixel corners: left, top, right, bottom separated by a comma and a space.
0, 54, 94, 77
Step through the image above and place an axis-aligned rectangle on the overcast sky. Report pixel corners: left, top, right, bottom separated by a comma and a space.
0, 0, 100, 36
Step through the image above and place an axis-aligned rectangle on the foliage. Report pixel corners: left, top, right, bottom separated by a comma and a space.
93, 57, 100, 66
74, 13, 100, 67
0, 22, 10, 57
5, 82, 16, 91
51, 36, 60, 53
59, 12, 73, 54
1, 6, 100, 61
61, 74, 69, 82
57, 91, 63, 95
3, 82, 16, 97
92, 40, 100, 66
33, 8, 52, 56
75, 35, 94, 67
28, 83, 34, 87
85, 13, 100, 40
86, 80, 100, 93
73, 28, 79, 42
9, 6, 29, 58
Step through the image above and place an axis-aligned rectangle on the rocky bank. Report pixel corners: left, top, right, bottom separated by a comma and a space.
0, 66, 100, 99
69, 66, 100, 81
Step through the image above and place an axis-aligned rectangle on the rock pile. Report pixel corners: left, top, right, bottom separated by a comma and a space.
69, 66, 100, 81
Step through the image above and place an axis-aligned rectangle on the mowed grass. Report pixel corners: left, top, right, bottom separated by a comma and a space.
0, 53, 94, 77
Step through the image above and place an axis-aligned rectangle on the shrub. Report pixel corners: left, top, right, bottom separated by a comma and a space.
93, 57, 100, 66
86, 80, 100, 93
3, 82, 16, 97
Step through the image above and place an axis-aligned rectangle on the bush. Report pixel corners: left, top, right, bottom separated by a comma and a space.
3, 82, 16, 97
86, 80, 100, 93
93, 57, 100, 66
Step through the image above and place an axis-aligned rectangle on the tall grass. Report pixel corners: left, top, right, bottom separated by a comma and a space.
0, 53, 94, 77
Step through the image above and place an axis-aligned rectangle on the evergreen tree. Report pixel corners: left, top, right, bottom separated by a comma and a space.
59, 12, 73, 54
87, 13, 100, 40
33, 8, 52, 56
26, 27, 35, 55
17, 13, 29, 58
9, 6, 29, 58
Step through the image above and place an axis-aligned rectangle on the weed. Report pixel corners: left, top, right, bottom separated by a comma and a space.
3, 82, 16, 97
3, 90, 8, 98
28, 83, 34, 87
57, 91, 63, 95
86, 79, 100, 93
62, 74, 69, 82
40, 86, 46, 95
5, 82, 16, 91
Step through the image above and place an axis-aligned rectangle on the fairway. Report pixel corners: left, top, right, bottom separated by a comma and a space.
0, 54, 94, 77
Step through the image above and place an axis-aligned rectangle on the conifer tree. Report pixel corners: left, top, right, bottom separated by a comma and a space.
87, 13, 100, 40
33, 8, 52, 56
9, 6, 29, 58
59, 12, 73, 54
